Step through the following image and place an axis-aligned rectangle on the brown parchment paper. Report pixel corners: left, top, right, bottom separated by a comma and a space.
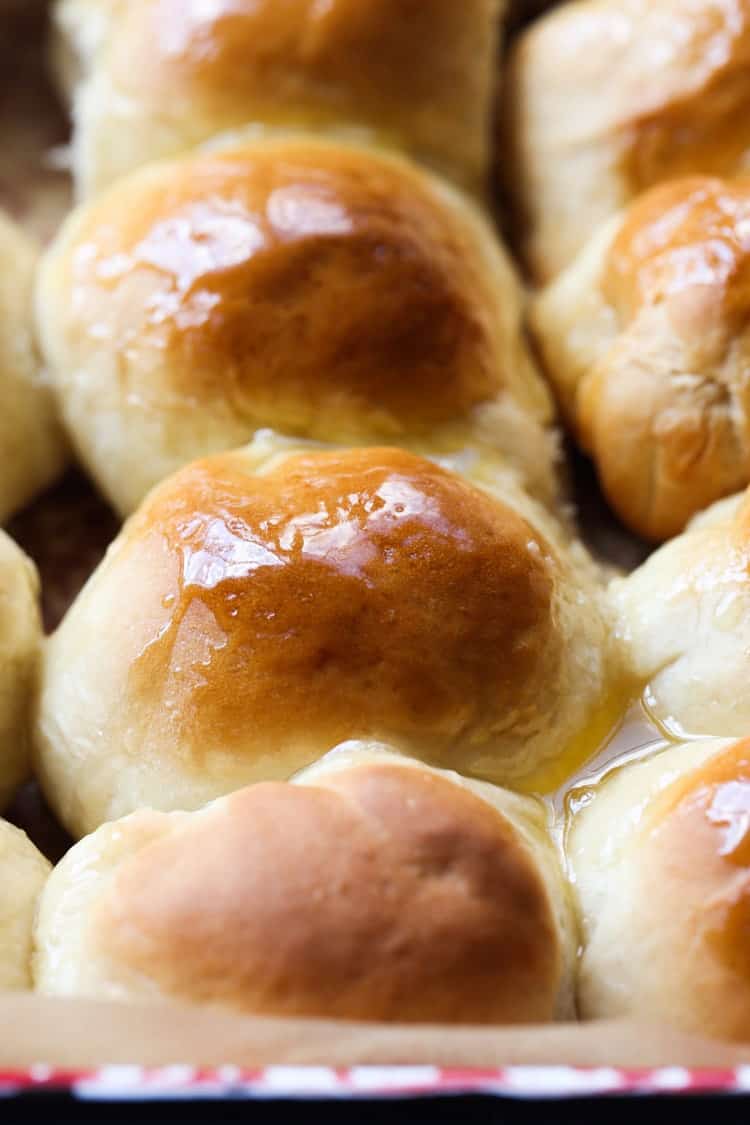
0, 996, 748, 1069
2, 0, 732, 1073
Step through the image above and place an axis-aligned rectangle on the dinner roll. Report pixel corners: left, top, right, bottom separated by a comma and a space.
0, 213, 66, 524
570, 736, 750, 1040
35, 441, 618, 838
531, 176, 750, 541
0, 820, 50, 991
0, 532, 41, 811
612, 488, 750, 738
54, 0, 504, 198
34, 749, 575, 1023
37, 136, 557, 518
504, 0, 750, 283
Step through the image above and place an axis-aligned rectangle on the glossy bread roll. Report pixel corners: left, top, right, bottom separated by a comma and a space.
612, 488, 750, 737
37, 136, 556, 518
531, 176, 750, 541
570, 737, 750, 1041
34, 750, 575, 1024
0, 820, 50, 991
54, 0, 504, 197
504, 0, 750, 283
0, 213, 66, 524
35, 442, 618, 838
0, 532, 42, 811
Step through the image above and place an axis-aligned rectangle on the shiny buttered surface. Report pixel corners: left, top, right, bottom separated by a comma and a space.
55, 0, 504, 197
37, 137, 556, 517
34, 752, 575, 1024
0, 532, 42, 812
532, 176, 750, 541
0, 821, 50, 992
34, 443, 617, 838
505, 0, 750, 283
570, 737, 750, 1041
0, 213, 66, 524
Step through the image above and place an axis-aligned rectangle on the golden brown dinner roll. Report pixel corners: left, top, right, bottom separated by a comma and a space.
570, 736, 750, 1041
0, 212, 66, 524
54, 0, 504, 198
0, 532, 41, 811
0, 820, 50, 991
34, 749, 575, 1023
531, 176, 750, 541
612, 487, 750, 737
504, 0, 750, 283
35, 442, 619, 838
36, 135, 556, 518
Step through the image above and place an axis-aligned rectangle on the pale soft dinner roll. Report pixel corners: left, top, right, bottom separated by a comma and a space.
0, 212, 66, 523
35, 441, 620, 838
504, 0, 750, 283
0, 532, 42, 811
612, 488, 750, 738
54, 0, 504, 198
0, 820, 50, 992
532, 176, 750, 541
37, 135, 557, 518
570, 736, 750, 1041
34, 749, 576, 1023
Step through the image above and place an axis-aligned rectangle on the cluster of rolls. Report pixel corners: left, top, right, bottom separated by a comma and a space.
3, 0, 750, 1044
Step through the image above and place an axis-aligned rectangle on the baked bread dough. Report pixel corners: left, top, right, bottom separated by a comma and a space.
34, 749, 575, 1024
531, 176, 750, 541
54, 0, 504, 197
34, 440, 618, 837
0, 531, 42, 810
504, 0, 750, 282
570, 736, 750, 1041
0, 819, 50, 991
0, 212, 66, 524
612, 488, 750, 737
37, 136, 557, 517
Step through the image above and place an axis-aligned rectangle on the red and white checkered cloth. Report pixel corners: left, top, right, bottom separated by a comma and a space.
1, 1065, 749, 1100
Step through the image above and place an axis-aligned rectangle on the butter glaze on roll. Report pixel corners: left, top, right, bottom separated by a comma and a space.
612, 488, 750, 737
570, 737, 750, 1041
0, 821, 50, 991
531, 176, 750, 541
0, 213, 66, 524
37, 137, 556, 517
34, 750, 575, 1024
34, 443, 616, 837
0, 532, 42, 811
505, 0, 750, 283
54, 0, 504, 197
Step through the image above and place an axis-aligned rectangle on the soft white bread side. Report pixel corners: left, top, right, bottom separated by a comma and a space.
0, 212, 66, 523
0, 820, 50, 991
0, 531, 42, 810
612, 488, 750, 737
34, 749, 576, 1024
570, 737, 750, 1041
